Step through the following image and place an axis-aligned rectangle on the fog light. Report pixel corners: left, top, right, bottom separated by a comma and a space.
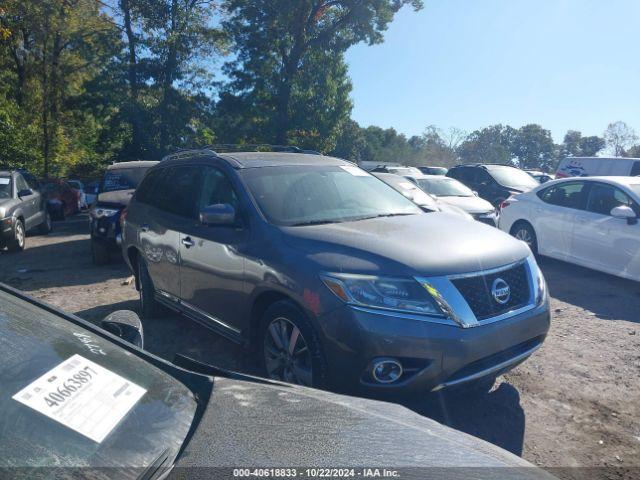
371, 358, 403, 384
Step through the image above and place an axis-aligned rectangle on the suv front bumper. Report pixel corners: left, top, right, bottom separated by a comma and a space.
318, 300, 550, 396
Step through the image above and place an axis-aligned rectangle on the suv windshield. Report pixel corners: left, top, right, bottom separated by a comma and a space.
241, 165, 421, 226
102, 168, 147, 193
417, 177, 474, 197
0, 177, 10, 199
486, 165, 539, 190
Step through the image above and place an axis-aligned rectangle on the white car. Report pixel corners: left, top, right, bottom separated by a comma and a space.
499, 176, 640, 281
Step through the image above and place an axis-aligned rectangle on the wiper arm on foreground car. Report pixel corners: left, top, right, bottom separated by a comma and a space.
290, 219, 340, 226
352, 213, 416, 221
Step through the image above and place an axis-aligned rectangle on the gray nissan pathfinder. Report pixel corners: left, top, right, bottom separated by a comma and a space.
122, 148, 550, 396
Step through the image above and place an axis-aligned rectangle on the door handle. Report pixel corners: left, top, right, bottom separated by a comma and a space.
140, 224, 150, 233
181, 237, 195, 248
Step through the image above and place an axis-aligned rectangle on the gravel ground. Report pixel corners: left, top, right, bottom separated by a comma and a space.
1, 214, 638, 479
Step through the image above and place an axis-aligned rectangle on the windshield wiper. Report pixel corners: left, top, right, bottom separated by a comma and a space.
290, 219, 339, 226
352, 213, 416, 221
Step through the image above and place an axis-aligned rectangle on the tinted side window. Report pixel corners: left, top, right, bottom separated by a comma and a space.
586, 183, 639, 216
538, 182, 586, 209
199, 167, 239, 212
451, 167, 473, 183
15, 175, 30, 193
145, 166, 202, 219
630, 161, 640, 177
135, 169, 162, 205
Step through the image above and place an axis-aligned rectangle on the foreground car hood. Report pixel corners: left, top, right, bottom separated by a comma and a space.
96, 189, 134, 207
177, 377, 551, 477
438, 196, 494, 214
0, 289, 198, 474
282, 214, 530, 276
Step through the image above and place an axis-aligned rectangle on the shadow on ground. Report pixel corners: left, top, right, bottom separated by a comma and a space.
540, 257, 640, 323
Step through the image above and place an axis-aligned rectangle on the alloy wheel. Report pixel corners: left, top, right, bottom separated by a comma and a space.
15, 222, 25, 248
263, 317, 313, 386
515, 228, 533, 247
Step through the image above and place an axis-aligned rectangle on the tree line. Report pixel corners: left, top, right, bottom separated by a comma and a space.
0, 1, 637, 179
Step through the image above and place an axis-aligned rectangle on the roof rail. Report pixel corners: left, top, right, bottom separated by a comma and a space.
161, 148, 219, 162
203, 144, 322, 155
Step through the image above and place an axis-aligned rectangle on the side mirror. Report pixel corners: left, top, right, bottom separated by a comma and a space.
472, 191, 479, 196
101, 310, 144, 348
200, 203, 236, 227
611, 205, 637, 225
18, 189, 33, 198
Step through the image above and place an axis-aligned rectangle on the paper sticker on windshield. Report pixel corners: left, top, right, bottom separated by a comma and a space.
12, 354, 146, 443
398, 182, 415, 189
0, 178, 10, 185
340, 165, 369, 176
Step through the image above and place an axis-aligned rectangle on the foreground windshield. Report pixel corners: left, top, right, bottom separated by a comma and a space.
487, 166, 539, 189
417, 178, 474, 197
0, 177, 10, 199
103, 168, 148, 192
241, 165, 421, 226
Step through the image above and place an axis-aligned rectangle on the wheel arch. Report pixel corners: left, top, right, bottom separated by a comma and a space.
248, 290, 305, 348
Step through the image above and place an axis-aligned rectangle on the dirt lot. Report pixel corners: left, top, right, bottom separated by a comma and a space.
1, 215, 639, 479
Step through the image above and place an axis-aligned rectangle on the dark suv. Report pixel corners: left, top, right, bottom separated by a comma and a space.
90, 161, 158, 264
447, 164, 539, 207
122, 149, 550, 396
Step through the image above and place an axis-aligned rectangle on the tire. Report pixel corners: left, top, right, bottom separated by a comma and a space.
138, 257, 163, 319
258, 300, 328, 389
6, 219, 25, 252
38, 211, 52, 235
91, 238, 110, 265
511, 221, 538, 256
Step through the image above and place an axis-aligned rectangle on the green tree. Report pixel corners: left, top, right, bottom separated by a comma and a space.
221, 0, 423, 146
561, 130, 604, 158
457, 124, 516, 165
511, 124, 555, 170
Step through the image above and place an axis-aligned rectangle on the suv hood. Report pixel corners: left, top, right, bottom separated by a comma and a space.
177, 376, 552, 476
96, 189, 134, 207
282, 213, 530, 276
437, 195, 494, 214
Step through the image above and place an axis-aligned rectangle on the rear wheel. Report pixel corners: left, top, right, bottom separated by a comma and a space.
91, 238, 110, 265
511, 221, 538, 255
259, 300, 327, 388
7, 219, 25, 252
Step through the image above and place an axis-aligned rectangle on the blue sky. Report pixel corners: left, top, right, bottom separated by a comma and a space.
345, 0, 640, 142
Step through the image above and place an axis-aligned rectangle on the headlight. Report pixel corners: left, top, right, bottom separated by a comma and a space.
321, 273, 443, 316
527, 256, 547, 306
91, 207, 119, 219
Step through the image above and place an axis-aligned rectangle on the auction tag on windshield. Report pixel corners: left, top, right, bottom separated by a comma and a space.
12, 354, 146, 443
0, 178, 9, 185
340, 165, 369, 176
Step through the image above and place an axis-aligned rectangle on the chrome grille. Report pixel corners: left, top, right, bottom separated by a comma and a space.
450, 263, 530, 321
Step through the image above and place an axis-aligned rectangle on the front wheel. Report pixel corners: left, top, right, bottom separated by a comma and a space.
6, 219, 25, 252
259, 301, 327, 388
511, 221, 538, 255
